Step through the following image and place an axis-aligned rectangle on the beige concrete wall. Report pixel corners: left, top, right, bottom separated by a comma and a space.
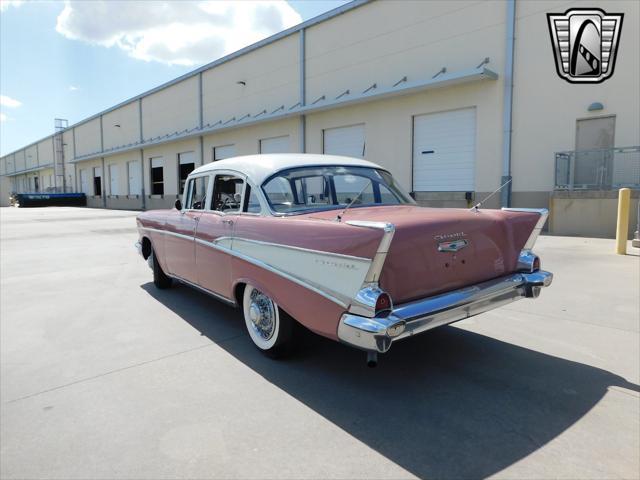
0, 175, 11, 206
142, 76, 198, 141
306, 1, 505, 103
103, 101, 141, 150
39, 168, 55, 191
142, 138, 200, 199
0, 157, 6, 176
305, 81, 502, 194
511, 0, 640, 193
4, 154, 15, 175
37, 138, 54, 167
25, 145, 38, 170
202, 117, 300, 163
74, 118, 102, 157
550, 192, 640, 239
62, 130, 76, 190
202, 35, 299, 127
14, 151, 26, 172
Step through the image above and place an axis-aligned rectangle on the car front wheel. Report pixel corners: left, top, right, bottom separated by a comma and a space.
242, 285, 292, 357
151, 250, 172, 289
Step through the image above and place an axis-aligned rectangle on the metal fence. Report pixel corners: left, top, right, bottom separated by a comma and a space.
554, 146, 640, 190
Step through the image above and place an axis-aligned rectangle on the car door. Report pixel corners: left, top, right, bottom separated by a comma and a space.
164, 174, 210, 283
195, 172, 246, 299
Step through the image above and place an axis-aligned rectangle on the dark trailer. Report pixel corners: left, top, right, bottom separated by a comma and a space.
15, 193, 86, 208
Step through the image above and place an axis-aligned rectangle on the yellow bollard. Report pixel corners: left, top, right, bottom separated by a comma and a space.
615, 188, 631, 255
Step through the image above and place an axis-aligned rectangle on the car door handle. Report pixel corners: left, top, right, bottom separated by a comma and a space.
222, 219, 234, 225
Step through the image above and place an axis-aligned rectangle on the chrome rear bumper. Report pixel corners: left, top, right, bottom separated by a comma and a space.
337, 271, 553, 353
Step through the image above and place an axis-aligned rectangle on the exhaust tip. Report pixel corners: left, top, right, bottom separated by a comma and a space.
366, 351, 378, 368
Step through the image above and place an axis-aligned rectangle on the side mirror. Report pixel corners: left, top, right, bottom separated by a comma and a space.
174, 199, 182, 210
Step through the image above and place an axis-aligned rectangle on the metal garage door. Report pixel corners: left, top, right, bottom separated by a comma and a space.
109, 164, 119, 195
127, 160, 141, 195
323, 124, 365, 157
214, 145, 235, 161
413, 108, 476, 192
260, 136, 290, 154
80, 169, 90, 195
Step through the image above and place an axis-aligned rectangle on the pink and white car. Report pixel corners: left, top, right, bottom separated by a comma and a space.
136, 154, 552, 365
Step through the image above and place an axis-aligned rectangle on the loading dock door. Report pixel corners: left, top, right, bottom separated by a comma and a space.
109, 164, 119, 195
413, 108, 476, 192
214, 145, 235, 161
80, 169, 90, 195
128, 160, 141, 195
260, 136, 290, 154
323, 124, 365, 157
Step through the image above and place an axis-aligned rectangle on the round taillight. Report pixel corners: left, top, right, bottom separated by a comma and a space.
375, 293, 392, 313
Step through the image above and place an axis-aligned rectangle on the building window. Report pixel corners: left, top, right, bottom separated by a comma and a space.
93, 167, 102, 197
150, 157, 164, 195
213, 144, 235, 161
178, 151, 195, 193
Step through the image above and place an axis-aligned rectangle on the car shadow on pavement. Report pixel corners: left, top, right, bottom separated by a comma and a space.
142, 282, 639, 479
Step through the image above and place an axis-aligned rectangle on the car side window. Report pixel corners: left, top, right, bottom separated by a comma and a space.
244, 185, 262, 214
211, 174, 244, 213
184, 175, 209, 210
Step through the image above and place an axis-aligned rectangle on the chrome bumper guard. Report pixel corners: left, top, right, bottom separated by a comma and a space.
338, 271, 553, 353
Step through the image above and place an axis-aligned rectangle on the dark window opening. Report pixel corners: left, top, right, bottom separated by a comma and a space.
151, 165, 164, 195
179, 162, 195, 193
93, 176, 102, 197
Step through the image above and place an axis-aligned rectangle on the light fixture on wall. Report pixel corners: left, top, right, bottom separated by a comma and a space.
588, 102, 604, 111
114, 124, 121, 127
236, 81, 246, 86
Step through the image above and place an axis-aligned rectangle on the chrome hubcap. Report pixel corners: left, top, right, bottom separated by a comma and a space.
248, 289, 276, 340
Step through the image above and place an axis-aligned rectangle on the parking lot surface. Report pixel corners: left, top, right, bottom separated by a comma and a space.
1, 206, 639, 479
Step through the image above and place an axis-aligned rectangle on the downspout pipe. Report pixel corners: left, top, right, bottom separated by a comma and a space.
501, 0, 516, 207
299, 28, 306, 153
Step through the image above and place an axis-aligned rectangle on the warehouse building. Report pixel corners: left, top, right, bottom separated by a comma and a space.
1, 0, 638, 237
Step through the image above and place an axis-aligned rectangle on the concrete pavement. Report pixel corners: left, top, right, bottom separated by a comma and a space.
1, 206, 638, 479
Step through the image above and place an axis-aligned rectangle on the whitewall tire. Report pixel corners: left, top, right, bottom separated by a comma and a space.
242, 285, 293, 357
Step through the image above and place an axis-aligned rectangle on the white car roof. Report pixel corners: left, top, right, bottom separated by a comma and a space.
190, 153, 385, 185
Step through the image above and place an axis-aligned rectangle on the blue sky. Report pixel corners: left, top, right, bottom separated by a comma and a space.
0, 0, 349, 156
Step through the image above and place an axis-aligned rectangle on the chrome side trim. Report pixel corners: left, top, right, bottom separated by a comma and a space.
338, 270, 554, 353
501, 208, 549, 249
140, 227, 194, 242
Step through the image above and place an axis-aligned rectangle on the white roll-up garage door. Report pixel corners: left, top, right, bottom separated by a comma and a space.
260, 136, 290, 154
80, 169, 90, 194
127, 160, 141, 195
214, 145, 235, 161
413, 108, 476, 192
109, 164, 119, 195
323, 124, 365, 158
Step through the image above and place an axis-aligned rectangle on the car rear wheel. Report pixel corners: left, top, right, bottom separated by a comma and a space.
242, 285, 292, 357
151, 250, 172, 289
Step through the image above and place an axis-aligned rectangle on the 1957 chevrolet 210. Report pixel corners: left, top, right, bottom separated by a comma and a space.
136, 154, 552, 365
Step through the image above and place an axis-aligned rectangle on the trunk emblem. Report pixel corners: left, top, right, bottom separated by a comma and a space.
438, 239, 469, 252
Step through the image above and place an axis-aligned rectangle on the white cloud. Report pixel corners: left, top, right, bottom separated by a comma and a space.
0, 95, 22, 108
0, 0, 24, 12
0, 113, 7, 122
55, 1, 302, 66
68, 85, 79, 91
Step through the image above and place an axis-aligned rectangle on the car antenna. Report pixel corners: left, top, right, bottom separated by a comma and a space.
470, 178, 512, 212
336, 179, 372, 222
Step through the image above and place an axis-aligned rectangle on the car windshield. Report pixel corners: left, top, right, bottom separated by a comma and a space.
262, 165, 414, 214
